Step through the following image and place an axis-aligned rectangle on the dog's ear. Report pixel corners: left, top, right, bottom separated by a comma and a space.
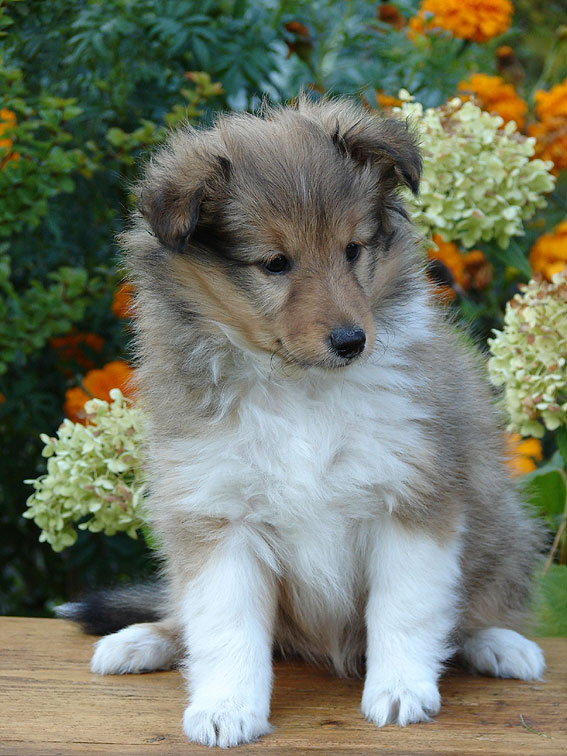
139, 155, 231, 253
332, 116, 422, 195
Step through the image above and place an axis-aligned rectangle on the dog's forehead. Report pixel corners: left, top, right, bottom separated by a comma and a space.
221, 124, 378, 242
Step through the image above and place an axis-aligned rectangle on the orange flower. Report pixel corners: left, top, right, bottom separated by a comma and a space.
533, 79, 567, 122
505, 433, 543, 477
50, 331, 104, 370
427, 235, 467, 300
426, 234, 490, 300
529, 220, 567, 280
64, 361, 136, 424
111, 282, 135, 318
463, 249, 492, 289
528, 79, 567, 175
458, 74, 527, 129
376, 91, 404, 109
409, 0, 513, 43
528, 118, 567, 175
377, 4, 405, 31
0, 108, 19, 167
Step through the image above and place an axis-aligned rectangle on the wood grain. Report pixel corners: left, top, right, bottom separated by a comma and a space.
0, 618, 565, 755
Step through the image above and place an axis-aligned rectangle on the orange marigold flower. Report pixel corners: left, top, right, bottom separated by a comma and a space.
505, 433, 543, 477
533, 79, 567, 122
64, 360, 136, 424
529, 220, 567, 281
426, 234, 490, 300
50, 330, 104, 370
528, 117, 567, 175
111, 282, 135, 318
458, 74, 527, 129
377, 3, 405, 31
528, 80, 567, 175
410, 0, 513, 43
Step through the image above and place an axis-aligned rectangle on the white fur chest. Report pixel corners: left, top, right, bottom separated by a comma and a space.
151, 352, 431, 531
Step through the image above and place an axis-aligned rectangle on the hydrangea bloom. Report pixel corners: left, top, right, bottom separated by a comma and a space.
393, 94, 555, 248
488, 273, 567, 437
24, 389, 146, 551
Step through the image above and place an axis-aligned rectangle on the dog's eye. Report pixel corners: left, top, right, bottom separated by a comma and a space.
262, 254, 291, 275
345, 243, 361, 262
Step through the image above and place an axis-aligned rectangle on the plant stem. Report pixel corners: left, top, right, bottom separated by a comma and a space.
544, 468, 567, 572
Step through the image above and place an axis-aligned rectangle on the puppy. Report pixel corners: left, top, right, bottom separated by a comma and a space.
61, 97, 545, 748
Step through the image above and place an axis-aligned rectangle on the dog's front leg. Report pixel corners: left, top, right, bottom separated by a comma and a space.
362, 515, 461, 726
180, 523, 276, 748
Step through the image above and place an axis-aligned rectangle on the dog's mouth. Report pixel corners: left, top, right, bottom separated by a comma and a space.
273, 341, 368, 372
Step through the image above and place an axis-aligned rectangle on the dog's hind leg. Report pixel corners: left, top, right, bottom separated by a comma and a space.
460, 628, 545, 680
91, 618, 182, 675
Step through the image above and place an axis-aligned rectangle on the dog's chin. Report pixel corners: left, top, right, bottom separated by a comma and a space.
278, 349, 368, 373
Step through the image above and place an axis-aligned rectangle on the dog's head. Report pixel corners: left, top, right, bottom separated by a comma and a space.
135, 97, 422, 370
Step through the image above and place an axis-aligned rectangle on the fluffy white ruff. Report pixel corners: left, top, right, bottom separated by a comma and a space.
461, 628, 545, 680
91, 623, 177, 675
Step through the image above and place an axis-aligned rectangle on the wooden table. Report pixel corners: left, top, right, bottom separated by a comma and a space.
0, 618, 565, 755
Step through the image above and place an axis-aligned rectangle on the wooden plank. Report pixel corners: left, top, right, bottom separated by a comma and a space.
0, 617, 565, 755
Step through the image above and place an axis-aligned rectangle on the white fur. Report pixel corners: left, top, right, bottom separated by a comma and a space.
181, 524, 275, 747
362, 517, 461, 726
461, 628, 545, 680
91, 623, 177, 675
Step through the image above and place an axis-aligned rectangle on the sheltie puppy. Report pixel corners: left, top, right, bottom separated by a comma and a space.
59, 97, 545, 748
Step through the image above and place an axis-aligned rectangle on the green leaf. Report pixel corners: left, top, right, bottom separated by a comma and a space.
532, 565, 567, 636
106, 127, 126, 148
521, 469, 567, 521
488, 239, 532, 279
557, 427, 567, 468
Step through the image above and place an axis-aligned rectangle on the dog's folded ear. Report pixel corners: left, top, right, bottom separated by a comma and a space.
333, 116, 422, 195
138, 150, 231, 254
139, 182, 204, 254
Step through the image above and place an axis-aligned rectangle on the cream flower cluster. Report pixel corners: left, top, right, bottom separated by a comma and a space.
394, 93, 555, 248
488, 273, 567, 438
24, 390, 146, 552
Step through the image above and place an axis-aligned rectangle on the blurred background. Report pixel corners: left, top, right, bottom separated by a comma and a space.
1, 0, 566, 630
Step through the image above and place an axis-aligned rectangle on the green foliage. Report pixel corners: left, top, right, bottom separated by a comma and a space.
521, 455, 567, 634
2, 0, 567, 636
533, 565, 567, 636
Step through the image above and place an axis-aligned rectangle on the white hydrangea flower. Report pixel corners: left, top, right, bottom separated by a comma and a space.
488, 273, 567, 437
24, 389, 146, 552
393, 96, 555, 249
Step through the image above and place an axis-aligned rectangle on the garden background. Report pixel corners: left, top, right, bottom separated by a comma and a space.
1, 0, 567, 632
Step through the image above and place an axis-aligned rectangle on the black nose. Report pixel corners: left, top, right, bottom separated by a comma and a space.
329, 326, 366, 359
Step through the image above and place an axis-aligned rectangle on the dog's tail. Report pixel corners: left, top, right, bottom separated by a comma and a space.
55, 581, 167, 635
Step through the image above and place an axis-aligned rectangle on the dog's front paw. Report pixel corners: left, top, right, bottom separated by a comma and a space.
182, 703, 272, 748
361, 680, 441, 727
